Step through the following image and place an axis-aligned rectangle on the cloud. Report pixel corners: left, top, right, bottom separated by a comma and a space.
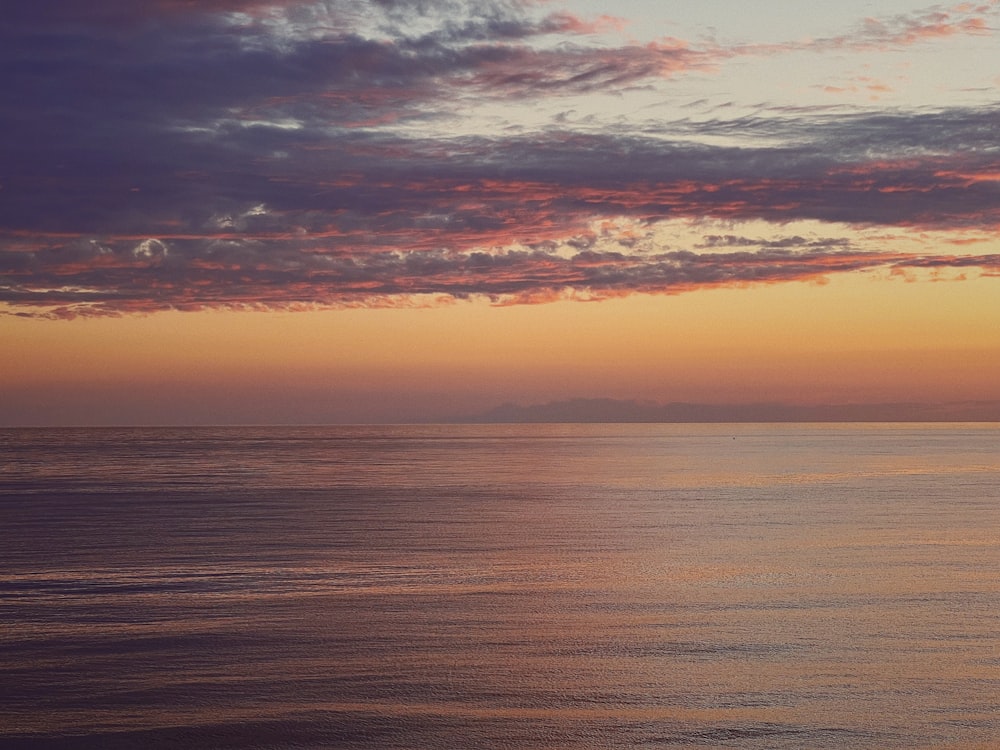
731, 0, 998, 56
2, 1, 999, 317
4, 230, 999, 318
851, 2, 996, 47
3, 104, 1000, 316
11, 106, 999, 236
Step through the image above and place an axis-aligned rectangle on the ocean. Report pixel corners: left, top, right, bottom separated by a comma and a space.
2, 424, 998, 749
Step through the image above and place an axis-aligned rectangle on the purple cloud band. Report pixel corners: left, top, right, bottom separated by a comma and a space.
2, 1, 999, 317
4, 240, 999, 319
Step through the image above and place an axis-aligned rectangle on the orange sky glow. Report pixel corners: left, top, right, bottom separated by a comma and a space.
2, 0, 999, 423
6, 269, 999, 424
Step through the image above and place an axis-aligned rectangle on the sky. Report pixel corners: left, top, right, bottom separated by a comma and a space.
1, 0, 999, 424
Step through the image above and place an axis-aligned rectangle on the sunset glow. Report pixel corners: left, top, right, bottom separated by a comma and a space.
2, 0, 999, 423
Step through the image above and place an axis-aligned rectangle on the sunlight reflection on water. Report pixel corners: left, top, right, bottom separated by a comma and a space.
2, 424, 999, 748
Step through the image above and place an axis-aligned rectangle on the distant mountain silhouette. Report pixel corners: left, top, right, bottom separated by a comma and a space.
456, 398, 1000, 423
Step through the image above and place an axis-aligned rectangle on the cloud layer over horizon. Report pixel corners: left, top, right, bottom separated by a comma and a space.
2, 0, 999, 318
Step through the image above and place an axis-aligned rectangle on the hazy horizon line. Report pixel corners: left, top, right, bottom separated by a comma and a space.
4, 397, 1000, 428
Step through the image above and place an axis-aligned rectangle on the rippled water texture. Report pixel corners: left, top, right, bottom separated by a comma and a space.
2, 424, 999, 748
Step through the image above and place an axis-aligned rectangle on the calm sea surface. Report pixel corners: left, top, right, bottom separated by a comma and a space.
2, 424, 998, 749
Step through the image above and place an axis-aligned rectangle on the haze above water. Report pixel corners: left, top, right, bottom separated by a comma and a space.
2, 424, 998, 749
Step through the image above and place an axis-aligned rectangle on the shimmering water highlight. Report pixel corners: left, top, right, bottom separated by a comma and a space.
2, 424, 998, 748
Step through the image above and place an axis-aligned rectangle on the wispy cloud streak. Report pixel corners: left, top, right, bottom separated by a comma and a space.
4, 238, 999, 318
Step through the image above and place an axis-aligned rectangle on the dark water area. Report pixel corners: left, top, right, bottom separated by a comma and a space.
2, 424, 999, 748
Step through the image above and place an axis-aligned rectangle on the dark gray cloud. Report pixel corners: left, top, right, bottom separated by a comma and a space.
4, 236, 998, 319
2, 1, 999, 317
